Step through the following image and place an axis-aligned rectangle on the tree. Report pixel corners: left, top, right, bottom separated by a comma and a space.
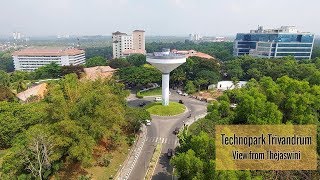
126, 54, 146, 66
34, 62, 62, 79
194, 78, 208, 91
196, 70, 220, 85
225, 60, 244, 79
108, 58, 131, 69
10, 71, 32, 82
184, 81, 196, 94
0, 52, 14, 72
85, 56, 107, 67
124, 107, 150, 134
23, 125, 54, 180
171, 68, 186, 87
171, 150, 204, 180
0, 85, 15, 102
61, 65, 84, 78
117, 66, 161, 87
0, 70, 10, 87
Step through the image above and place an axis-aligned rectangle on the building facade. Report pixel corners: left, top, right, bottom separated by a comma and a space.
234, 26, 315, 59
112, 30, 145, 58
12, 48, 85, 71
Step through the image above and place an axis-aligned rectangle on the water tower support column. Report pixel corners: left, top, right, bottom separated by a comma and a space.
162, 73, 170, 106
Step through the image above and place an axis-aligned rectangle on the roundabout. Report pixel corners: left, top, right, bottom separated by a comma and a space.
145, 102, 186, 116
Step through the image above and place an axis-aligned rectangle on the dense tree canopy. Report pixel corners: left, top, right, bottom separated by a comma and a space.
174, 76, 320, 180
171, 57, 221, 90
0, 52, 14, 72
126, 54, 147, 67
117, 66, 162, 87
85, 56, 107, 67
223, 55, 320, 84
0, 74, 150, 179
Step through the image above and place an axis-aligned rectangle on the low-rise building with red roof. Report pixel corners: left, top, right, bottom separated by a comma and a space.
16, 83, 47, 102
12, 47, 85, 71
82, 66, 117, 80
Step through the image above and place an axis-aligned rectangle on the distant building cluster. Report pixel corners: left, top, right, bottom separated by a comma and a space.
234, 26, 315, 59
112, 30, 146, 58
189, 34, 202, 41
188, 33, 228, 42
13, 32, 22, 40
12, 47, 86, 71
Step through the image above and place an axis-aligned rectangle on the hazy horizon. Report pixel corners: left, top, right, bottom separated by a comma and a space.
1, 0, 319, 37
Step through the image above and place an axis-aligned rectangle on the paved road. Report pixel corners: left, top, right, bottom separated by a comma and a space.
127, 92, 207, 180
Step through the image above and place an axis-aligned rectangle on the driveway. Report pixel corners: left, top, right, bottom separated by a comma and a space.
127, 91, 207, 180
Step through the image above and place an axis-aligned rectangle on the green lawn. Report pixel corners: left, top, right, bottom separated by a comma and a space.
140, 87, 161, 97
146, 102, 186, 116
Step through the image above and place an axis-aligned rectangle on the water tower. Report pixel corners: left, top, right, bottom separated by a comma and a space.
147, 49, 186, 106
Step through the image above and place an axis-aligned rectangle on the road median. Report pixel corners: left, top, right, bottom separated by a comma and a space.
144, 143, 162, 180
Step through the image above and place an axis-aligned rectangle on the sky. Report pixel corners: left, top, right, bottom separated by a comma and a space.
1, 0, 318, 37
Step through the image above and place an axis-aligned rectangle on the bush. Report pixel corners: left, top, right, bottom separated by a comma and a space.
127, 135, 136, 146
97, 154, 113, 167
136, 91, 144, 98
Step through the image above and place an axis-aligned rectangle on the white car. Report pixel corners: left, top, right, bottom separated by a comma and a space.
182, 93, 188, 96
155, 97, 162, 102
145, 120, 151, 126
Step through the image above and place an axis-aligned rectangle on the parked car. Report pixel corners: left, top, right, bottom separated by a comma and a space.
182, 93, 188, 96
173, 127, 180, 135
139, 102, 146, 107
167, 148, 174, 158
145, 120, 151, 126
179, 100, 184, 104
176, 90, 182, 94
155, 97, 162, 102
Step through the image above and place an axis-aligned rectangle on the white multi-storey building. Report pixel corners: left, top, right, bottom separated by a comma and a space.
112, 30, 145, 58
12, 48, 86, 71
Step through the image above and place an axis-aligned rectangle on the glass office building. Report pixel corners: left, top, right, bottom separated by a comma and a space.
234, 26, 315, 59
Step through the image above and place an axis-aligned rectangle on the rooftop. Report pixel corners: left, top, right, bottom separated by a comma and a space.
12, 48, 85, 56
123, 49, 146, 55
83, 66, 117, 80
248, 26, 311, 34
16, 83, 47, 102
133, 30, 145, 32
112, 31, 127, 35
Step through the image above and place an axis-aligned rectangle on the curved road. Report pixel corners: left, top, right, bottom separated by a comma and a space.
127, 92, 207, 180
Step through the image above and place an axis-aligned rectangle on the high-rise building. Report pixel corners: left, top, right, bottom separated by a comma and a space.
12, 48, 85, 71
112, 30, 145, 59
132, 30, 145, 51
234, 26, 315, 59
189, 33, 202, 41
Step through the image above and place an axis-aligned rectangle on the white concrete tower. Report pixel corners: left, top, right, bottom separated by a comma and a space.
147, 49, 186, 106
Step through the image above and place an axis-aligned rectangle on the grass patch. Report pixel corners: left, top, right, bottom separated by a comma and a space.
85, 142, 130, 180
146, 102, 186, 116
145, 144, 162, 180
140, 87, 161, 97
